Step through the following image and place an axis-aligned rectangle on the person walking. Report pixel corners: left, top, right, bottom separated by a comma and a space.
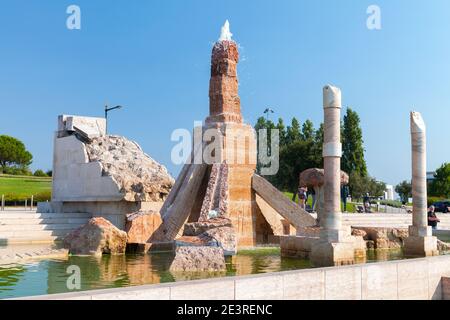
298, 185, 307, 210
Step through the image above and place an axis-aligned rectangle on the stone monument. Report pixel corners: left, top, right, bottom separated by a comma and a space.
38, 115, 174, 231
158, 21, 316, 256
403, 111, 438, 257
299, 168, 349, 225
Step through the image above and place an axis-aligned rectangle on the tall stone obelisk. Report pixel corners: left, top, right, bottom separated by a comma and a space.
310, 85, 360, 267
404, 111, 438, 257
205, 21, 258, 247
206, 20, 243, 125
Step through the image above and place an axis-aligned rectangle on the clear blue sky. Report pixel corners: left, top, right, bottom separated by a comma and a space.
0, 0, 449, 186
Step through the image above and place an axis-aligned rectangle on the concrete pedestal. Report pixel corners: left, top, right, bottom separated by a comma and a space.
310, 226, 366, 266
310, 240, 356, 267
404, 236, 438, 257
404, 226, 438, 257
282, 225, 366, 266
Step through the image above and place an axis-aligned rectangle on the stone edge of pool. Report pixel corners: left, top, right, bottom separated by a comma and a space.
9, 254, 450, 300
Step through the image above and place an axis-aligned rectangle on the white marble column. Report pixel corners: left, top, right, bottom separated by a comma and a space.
322, 85, 342, 235
411, 111, 428, 233
310, 85, 359, 266
404, 111, 438, 256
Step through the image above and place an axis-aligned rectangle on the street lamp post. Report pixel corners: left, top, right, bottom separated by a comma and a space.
104, 105, 123, 134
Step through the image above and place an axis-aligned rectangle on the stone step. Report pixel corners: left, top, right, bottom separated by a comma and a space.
0, 212, 92, 219
343, 218, 412, 221
343, 215, 411, 218
0, 211, 91, 243
0, 229, 70, 238
343, 214, 450, 217
0, 218, 90, 225
343, 221, 412, 224
1, 236, 60, 244
0, 223, 85, 232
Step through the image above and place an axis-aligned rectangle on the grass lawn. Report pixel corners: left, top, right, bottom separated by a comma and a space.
0, 174, 52, 202
283, 191, 357, 213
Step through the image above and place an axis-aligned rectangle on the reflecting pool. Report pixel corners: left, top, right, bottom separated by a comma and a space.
0, 247, 411, 299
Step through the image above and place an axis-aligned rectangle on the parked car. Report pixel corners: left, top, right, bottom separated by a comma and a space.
433, 201, 450, 213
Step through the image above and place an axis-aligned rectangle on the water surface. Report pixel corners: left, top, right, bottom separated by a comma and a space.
0, 247, 411, 299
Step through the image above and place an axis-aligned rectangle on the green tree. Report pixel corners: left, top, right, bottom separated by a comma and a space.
276, 118, 287, 147
310, 123, 324, 169
395, 180, 412, 204
271, 139, 322, 195
286, 117, 302, 145
314, 123, 324, 145
0, 135, 33, 173
349, 171, 386, 201
430, 163, 450, 198
368, 177, 386, 199
342, 108, 367, 177
254, 117, 268, 132
33, 169, 48, 177
301, 120, 315, 141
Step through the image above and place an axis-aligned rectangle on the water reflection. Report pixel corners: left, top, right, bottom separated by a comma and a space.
0, 266, 25, 292
0, 248, 411, 299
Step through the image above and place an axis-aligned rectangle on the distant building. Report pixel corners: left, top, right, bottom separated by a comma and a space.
384, 185, 395, 201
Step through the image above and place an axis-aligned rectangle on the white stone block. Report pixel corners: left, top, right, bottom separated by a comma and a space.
283, 270, 325, 299
170, 279, 235, 300
427, 256, 450, 300
361, 263, 398, 300
59, 115, 106, 138
397, 259, 428, 300
235, 274, 284, 300
325, 266, 362, 300
90, 286, 170, 300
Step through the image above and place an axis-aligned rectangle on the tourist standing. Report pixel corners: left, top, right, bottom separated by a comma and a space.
428, 205, 440, 230
310, 187, 317, 212
341, 185, 350, 212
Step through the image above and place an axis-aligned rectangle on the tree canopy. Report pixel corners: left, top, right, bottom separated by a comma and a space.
395, 180, 412, 203
255, 116, 322, 194
0, 135, 33, 172
350, 171, 386, 200
429, 163, 450, 198
254, 109, 380, 202
342, 108, 368, 177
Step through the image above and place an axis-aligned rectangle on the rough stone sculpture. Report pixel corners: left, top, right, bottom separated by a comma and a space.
63, 217, 127, 256
352, 227, 408, 249
40, 115, 174, 230
437, 239, 450, 252
169, 246, 226, 272
125, 210, 163, 245
352, 226, 449, 252
299, 168, 349, 223
85, 135, 174, 202
403, 111, 438, 256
